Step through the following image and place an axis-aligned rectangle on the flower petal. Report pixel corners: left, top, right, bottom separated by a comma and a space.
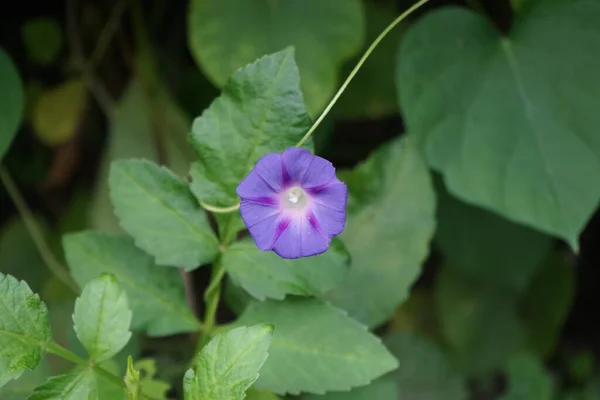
300, 154, 338, 189
237, 153, 284, 199
272, 215, 329, 258
281, 148, 313, 186
310, 181, 348, 212
311, 202, 346, 238
239, 199, 280, 228
245, 211, 283, 251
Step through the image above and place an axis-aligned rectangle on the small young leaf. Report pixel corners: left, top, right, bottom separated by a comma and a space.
21, 18, 62, 66
236, 298, 398, 395
130, 358, 170, 400
188, 0, 364, 115
188, 48, 313, 213
63, 231, 201, 336
183, 324, 273, 400
223, 238, 349, 300
28, 370, 97, 400
109, 159, 219, 270
0, 274, 52, 388
73, 274, 132, 363
0, 48, 23, 161
124, 357, 140, 400
501, 353, 553, 400
326, 135, 436, 327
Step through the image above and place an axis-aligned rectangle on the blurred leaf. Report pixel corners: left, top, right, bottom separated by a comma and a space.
236, 298, 398, 395
561, 377, 600, 400
0, 274, 52, 388
435, 267, 525, 377
398, 2, 600, 248
21, 18, 62, 66
97, 360, 126, 400
63, 231, 201, 336
90, 78, 193, 233
567, 351, 595, 384
0, 48, 23, 161
388, 289, 441, 341
326, 135, 436, 327
521, 252, 575, 357
500, 353, 553, 400
28, 370, 98, 400
188, 0, 364, 115
184, 325, 273, 400
32, 79, 87, 147
109, 159, 219, 270
223, 237, 349, 300
23, 81, 44, 123
188, 48, 312, 211
435, 175, 553, 292
0, 358, 51, 400
336, 2, 402, 118
246, 388, 280, 400
0, 217, 50, 294
384, 332, 467, 400
73, 274, 132, 363
303, 375, 398, 400
223, 277, 253, 316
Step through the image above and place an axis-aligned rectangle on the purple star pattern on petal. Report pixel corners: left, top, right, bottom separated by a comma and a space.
236, 148, 348, 259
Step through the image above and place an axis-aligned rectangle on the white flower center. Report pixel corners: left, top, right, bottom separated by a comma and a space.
282, 186, 308, 210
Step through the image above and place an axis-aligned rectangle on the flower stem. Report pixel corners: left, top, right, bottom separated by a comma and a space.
295, 0, 430, 148
0, 166, 80, 293
199, 200, 240, 214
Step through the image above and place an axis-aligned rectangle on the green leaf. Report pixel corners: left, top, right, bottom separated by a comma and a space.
398, 2, 600, 248
303, 376, 398, 400
385, 332, 467, 400
326, 135, 436, 327
435, 175, 552, 292
0, 48, 23, 161
63, 231, 201, 336
184, 324, 273, 400
236, 298, 398, 395
0, 358, 52, 400
336, 2, 403, 118
90, 79, 194, 233
188, 0, 364, 115
188, 48, 313, 214
124, 357, 140, 400
109, 159, 219, 270
73, 274, 132, 363
0, 274, 52, 388
501, 353, 553, 400
245, 388, 280, 400
521, 252, 575, 357
223, 237, 349, 300
435, 267, 525, 377
21, 18, 62, 66
28, 370, 98, 400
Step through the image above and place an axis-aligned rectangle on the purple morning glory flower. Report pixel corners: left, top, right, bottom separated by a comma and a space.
236, 148, 348, 259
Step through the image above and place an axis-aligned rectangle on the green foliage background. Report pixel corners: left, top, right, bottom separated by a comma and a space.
1, 0, 599, 399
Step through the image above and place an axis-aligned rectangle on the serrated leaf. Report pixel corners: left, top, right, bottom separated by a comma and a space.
223, 237, 349, 301
236, 298, 398, 395
435, 267, 526, 377
303, 376, 398, 400
501, 353, 553, 400
0, 48, 23, 161
522, 252, 575, 357
28, 370, 97, 400
435, 175, 552, 292
0, 274, 52, 388
63, 231, 201, 336
73, 274, 132, 363
398, 2, 600, 248
33, 79, 86, 147
184, 324, 273, 400
326, 135, 436, 327
188, 0, 364, 115
188, 48, 313, 216
385, 332, 467, 400
90, 78, 193, 233
21, 18, 62, 66
109, 159, 219, 270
